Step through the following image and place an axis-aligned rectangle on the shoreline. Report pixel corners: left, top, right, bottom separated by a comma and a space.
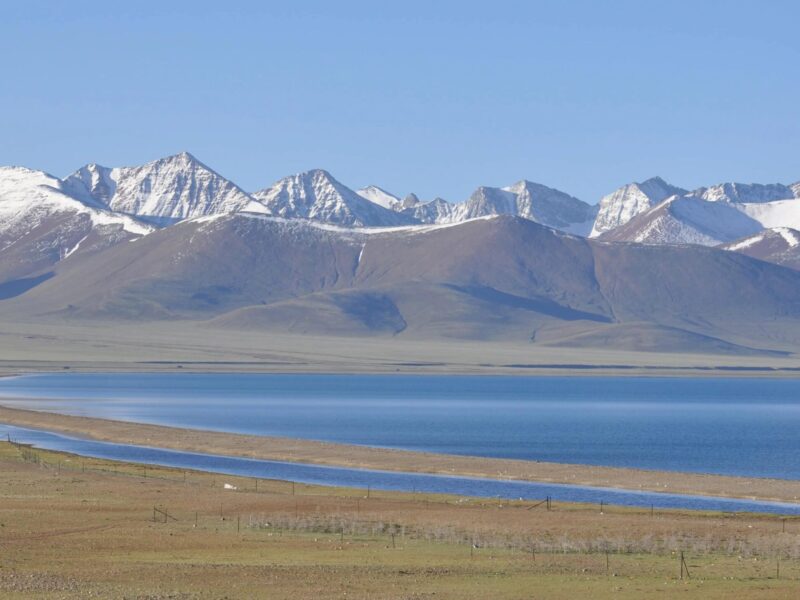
2, 404, 799, 505
4, 362, 800, 378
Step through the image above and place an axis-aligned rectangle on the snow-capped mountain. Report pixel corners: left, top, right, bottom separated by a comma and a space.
735, 198, 800, 231
400, 197, 455, 224
434, 182, 596, 235
356, 185, 401, 210
0, 166, 153, 285
371, 181, 595, 234
444, 186, 517, 223
689, 182, 798, 204
600, 195, 764, 246
598, 179, 800, 246
254, 169, 416, 227
722, 227, 800, 271
64, 152, 265, 225
355, 188, 459, 224
590, 177, 687, 237
503, 180, 597, 235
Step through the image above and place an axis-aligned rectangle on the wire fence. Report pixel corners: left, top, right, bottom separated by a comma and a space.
7, 437, 800, 581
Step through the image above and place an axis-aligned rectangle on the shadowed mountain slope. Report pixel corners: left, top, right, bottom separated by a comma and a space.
722, 228, 800, 271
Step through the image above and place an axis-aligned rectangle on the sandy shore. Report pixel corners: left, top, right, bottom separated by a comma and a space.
2, 404, 799, 504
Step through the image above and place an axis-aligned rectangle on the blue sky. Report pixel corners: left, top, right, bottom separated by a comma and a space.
1, 0, 798, 203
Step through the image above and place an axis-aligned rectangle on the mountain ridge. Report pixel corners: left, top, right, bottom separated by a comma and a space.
3, 152, 800, 355
2, 212, 800, 355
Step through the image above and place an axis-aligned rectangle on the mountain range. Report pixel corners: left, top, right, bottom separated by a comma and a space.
2, 151, 800, 355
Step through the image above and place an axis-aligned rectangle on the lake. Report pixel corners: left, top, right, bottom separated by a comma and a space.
1, 373, 800, 480
4, 423, 800, 514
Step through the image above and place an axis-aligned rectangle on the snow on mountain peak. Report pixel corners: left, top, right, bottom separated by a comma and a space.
63, 152, 262, 224
504, 180, 597, 235
253, 169, 415, 227
690, 182, 796, 204
600, 193, 770, 247
0, 165, 152, 247
590, 177, 687, 237
356, 185, 401, 210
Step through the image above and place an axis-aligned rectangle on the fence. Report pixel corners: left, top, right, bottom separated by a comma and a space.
6, 437, 800, 581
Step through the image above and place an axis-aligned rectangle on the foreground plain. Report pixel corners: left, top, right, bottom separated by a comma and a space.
2, 442, 800, 599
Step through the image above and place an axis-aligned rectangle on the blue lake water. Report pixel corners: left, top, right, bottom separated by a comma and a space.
3, 424, 800, 515
1, 373, 800, 480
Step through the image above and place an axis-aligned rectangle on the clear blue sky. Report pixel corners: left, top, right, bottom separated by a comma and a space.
2, 0, 799, 203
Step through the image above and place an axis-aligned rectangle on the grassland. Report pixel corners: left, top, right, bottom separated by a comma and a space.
0, 318, 799, 377
2, 441, 800, 599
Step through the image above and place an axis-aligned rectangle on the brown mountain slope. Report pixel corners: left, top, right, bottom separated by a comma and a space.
721, 228, 800, 272
2, 215, 800, 353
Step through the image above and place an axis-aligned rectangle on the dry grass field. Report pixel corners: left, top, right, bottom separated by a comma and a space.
0, 319, 798, 378
2, 441, 800, 599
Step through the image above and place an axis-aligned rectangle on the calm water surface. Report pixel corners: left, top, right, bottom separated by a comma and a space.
1, 373, 799, 479
3, 424, 800, 515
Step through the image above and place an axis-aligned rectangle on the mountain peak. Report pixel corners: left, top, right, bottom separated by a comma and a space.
402, 193, 420, 207
590, 177, 687, 237
62, 153, 257, 223
692, 181, 797, 204
356, 185, 401, 210
300, 168, 335, 180
253, 170, 416, 227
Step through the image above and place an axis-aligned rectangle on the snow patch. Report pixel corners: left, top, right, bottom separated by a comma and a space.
726, 234, 765, 252
63, 234, 89, 259
776, 228, 800, 248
